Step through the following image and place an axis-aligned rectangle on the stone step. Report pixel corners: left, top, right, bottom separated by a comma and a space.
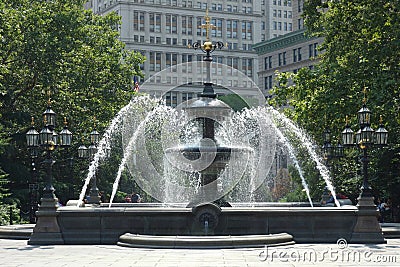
0, 224, 34, 240
381, 223, 400, 238
118, 233, 295, 249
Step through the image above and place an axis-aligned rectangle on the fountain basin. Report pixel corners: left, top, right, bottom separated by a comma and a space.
55, 203, 361, 245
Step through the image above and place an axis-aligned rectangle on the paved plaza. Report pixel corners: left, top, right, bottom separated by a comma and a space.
1, 237, 400, 266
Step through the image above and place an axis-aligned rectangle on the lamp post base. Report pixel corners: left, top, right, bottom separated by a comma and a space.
88, 188, 101, 205
350, 193, 386, 244
28, 197, 64, 245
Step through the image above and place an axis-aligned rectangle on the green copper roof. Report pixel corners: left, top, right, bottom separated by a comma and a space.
253, 29, 318, 55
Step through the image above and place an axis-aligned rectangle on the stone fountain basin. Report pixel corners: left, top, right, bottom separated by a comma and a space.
56, 203, 359, 245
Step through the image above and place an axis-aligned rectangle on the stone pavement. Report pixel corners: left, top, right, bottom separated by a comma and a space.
1, 238, 400, 266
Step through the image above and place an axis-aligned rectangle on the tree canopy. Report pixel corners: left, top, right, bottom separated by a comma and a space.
0, 0, 144, 215
270, 0, 400, 201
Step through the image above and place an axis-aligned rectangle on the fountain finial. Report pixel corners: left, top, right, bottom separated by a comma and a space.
201, 9, 216, 43
188, 9, 225, 98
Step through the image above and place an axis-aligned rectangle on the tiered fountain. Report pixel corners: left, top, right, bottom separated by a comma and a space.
28, 12, 385, 247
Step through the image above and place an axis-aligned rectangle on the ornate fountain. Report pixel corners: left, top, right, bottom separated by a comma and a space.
27, 11, 385, 247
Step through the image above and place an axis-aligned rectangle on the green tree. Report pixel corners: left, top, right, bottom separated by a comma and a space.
270, 0, 400, 203
0, 0, 144, 209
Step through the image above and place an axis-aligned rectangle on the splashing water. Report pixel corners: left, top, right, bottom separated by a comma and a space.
77, 102, 133, 207
274, 125, 313, 206
267, 107, 340, 207
78, 95, 340, 207
108, 104, 173, 207
77, 96, 160, 207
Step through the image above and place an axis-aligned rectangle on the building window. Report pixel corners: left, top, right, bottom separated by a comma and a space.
309, 43, 318, 58
265, 75, 273, 90
197, 17, 203, 36
241, 21, 252, 40
264, 56, 272, 69
227, 20, 238, 39
298, 18, 303, 29
242, 58, 253, 77
166, 53, 178, 70
227, 57, 239, 75
182, 16, 193, 35
182, 54, 193, 63
211, 19, 223, 38
133, 11, 145, 31
278, 52, 286, 66
165, 14, 177, 34
149, 52, 162, 71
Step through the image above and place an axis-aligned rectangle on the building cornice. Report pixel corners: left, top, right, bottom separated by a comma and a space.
253, 29, 318, 55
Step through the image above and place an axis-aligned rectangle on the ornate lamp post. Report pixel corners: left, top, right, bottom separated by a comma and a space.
340, 88, 388, 243
322, 128, 344, 164
26, 101, 73, 202
26, 118, 39, 223
26, 95, 72, 245
341, 90, 388, 199
78, 119, 101, 204
321, 128, 344, 204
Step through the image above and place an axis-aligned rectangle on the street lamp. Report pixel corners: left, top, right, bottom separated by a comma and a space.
322, 128, 344, 163
78, 120, 101, 204
341, 89, 388, 199
339, 88, 388, 243
26, 94, 73, 245
26, 99, 73, 201
321, 128, 344, 204
26, 117, 40, 223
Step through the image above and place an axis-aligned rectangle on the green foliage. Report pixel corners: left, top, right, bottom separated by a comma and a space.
271, 0, 400, 202
0, 0, 144, 208
0, 204, 20, 226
